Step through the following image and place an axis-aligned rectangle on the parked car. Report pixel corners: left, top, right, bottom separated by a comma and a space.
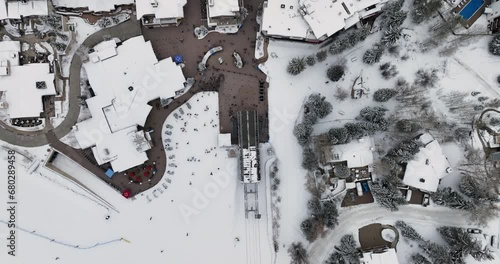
422, 193, 430, 207
406, 190, 413, 202
356, 182, 363, 197
491, 235, 498, 248
361, 181, 370, 193
467, 228, 482, 234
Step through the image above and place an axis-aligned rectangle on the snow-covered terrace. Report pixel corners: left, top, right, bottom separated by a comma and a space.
207, 0, 240, 18
262, 0, 317, 40
402, 133, 452, 193
52, 0, 134, 12
0, 40, 55, 119
73, 36, 185, 172
136, 0, 186, 22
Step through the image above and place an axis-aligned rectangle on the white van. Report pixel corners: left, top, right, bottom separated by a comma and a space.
356, 182, 363, 197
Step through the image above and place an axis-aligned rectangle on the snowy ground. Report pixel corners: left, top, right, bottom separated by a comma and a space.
0, 92, 271, 263
263, 13, 500, 262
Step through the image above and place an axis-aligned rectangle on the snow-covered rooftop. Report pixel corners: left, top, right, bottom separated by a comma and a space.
73, 36, 185, 172
0, 40, 56, 119
0, 0, 7, 20
262, 0, 316, 40
403, 133, 452, 193
332, 137, 374, 168
6, 0, 48, 19
486, 0, 500, 21
52, 0, 134, 12
207, 0, 240, 18
361, 248, 400, 264
91, 126, 151, 173
136, 0, 186, 20
218, 133, 232, 147
262, 0, 386, 40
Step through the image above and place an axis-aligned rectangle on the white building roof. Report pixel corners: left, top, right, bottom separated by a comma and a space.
52, 0, 134, 12
262, 0, 316, 40
218, 133, 232, 147
262, 0, 385, 40
403, 133, 452, 193
136, 0, 186, 20
361, 248, 399, 264
208, 0, 240, 18
486, 0, 500, 21
6, 0, 48, 19
0, 0, 7, 20
0, 41, 55, 119
242, 146, 259, 183
73, 36, 185, 172
91, 126, 150, 172
332, 137, 374, 168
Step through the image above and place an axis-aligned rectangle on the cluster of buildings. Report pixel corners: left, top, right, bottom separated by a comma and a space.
319, 132, 451, 202
0, 40, 56, 120
261, 0, 388, 42
72, 36, 186, 173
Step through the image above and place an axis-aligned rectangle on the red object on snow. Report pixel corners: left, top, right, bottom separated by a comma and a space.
122, 190, 131, 198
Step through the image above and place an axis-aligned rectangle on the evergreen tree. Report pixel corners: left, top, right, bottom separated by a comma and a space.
302, 147, 319, 171
335, 234, 361, 264
379, 62, 399, 79
431, 187, 474, 210
287, 57, 306, 75
488, 35, 500, 55
328, 127, 349, 144
329, 40, 347, 55
325, 251, 346, 264
381, 26, 403, 47
305, 93, 333, 119
438, 226, 495, 262
306, 55, 316, 66
363, 45, 384, 65
411, 253, 432, 264
412, 0, 443, 24
294, 123, 313, 146
396, 119, 421, 133
327, 65, 345, 82
395, 221, 423, 242
316, 50, 328, 62
373, 88, 398, 102
380, 1, 408, 29
288, 242, 309, 264
414, 68, 439, 88
358, 106, 388, 123
420, 242, 454, 264
371, 179, 407, 211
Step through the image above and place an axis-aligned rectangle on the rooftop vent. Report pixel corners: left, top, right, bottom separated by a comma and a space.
128, 86, 134, 91
150, 0, 158, 8
281, 4, 285, 8
419, 178, 425, 183
36, 81, 47, 89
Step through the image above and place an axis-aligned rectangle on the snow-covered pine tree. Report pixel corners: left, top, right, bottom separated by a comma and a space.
410, 253, 432, 264
306, 55, 316, 66
287, 57, 306, 75
293, 123, 313, 146
363, 45, 384, 65
302, 147, 318, 171
381, 26, 403, 47
327, 65, 345, 82
288, 242, 309, 264
489, 35, 500, 55
395, 221, 423, 241
316, 50, 328, 62
325, 252, 346, 264
373, 88, 398, 102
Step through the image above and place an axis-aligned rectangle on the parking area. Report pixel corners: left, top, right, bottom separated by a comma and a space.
341, 181, 374, 207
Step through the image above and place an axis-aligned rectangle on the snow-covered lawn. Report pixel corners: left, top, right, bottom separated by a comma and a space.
264, 18, 500, 262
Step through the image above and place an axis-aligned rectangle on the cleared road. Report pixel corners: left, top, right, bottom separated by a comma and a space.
307, 204, 472, 263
